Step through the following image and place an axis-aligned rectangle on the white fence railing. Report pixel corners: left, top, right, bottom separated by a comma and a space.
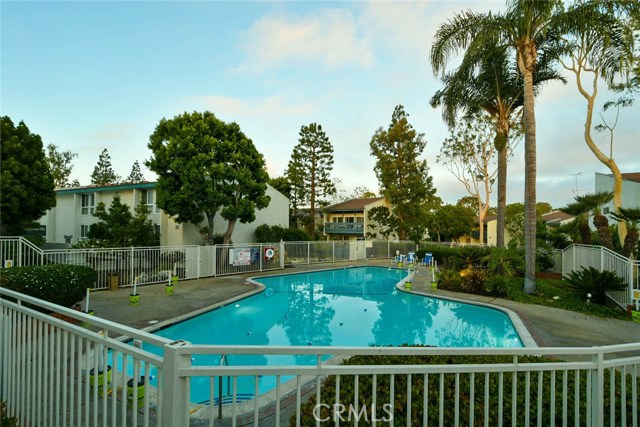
1, 287, 639, 427
561, 244, 639, 308
0, 237, 419, 289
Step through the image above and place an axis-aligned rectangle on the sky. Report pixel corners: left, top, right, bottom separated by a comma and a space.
1, 0, 639, 210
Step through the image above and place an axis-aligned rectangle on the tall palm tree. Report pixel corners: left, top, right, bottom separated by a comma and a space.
431, 0, 564, 294
610, 207, 640, 258
431, 41, 564, 249
576, 191, 615, 250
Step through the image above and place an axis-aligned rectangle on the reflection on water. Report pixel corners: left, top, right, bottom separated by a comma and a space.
140, 266, 522, 402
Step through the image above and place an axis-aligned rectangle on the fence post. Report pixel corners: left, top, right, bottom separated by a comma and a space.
332, 242, 335, 263
161, 340, 191, 427
590, 349, 604, 427
280, 240, 285, 269
130, 247, 135, 286
259, 244, 263, 272
307, 241, 310, 265
197, 246, 201, 279
213, 245, 217, 277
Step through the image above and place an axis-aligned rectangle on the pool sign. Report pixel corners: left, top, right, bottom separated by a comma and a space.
4, 259, 13, 268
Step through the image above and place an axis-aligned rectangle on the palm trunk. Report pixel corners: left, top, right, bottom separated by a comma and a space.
621, 229, 638, 258
579, 219, 592, 244
496, 143, 507, 248
518, 42, 537, 294
592, 214, 612, 250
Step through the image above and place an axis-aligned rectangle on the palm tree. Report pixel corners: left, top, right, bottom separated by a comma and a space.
559, 201, 592, 244
575, 191, 615, 250
431, 0, 564, 294
431, 41, 564, 249
610, 207, 640, 258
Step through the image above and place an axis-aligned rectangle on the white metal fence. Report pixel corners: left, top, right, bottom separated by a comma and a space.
0, 238, 419, 290
2, 287, 639, 427
561, 244, 640, 308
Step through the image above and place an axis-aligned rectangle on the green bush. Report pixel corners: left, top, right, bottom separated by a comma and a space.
1, 400, 18, 427
291, 349, 639, 426
484, 275, 511, 296
563, 267, 628, 305
0, 264, 97, 308
416, 245, 458, 264
255, 224, 311, 242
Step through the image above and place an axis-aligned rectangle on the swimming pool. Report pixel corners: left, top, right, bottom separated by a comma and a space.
135, 266, 523, 403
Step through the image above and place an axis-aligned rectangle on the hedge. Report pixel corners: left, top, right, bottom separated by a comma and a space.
292, 350, 639, 426
0, 264, 98, 308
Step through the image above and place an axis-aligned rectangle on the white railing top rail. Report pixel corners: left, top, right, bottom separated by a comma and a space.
0, 235, 43, 252
0, 286, 172, 348
562, 243, 632, 264
177, 342, 640, 358
41, 244, 200, 253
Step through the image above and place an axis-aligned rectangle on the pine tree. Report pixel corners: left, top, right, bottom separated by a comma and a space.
125, 161, 145, 183
369, 105, 437, 241
91, 148, 120, 186
285, 123, 336, 238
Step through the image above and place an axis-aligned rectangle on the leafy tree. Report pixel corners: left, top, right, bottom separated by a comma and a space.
45, 144, 78, 188
369, 105, 438, 241
125, 160, 145, 184
146, 111, 270, 245
0, 116, 56, 235
90, 148, 120, 186
129, 200, 160, 246
285, 123, 336, 239
437, 113, 498, 244
349, 186, 377, 199
557, 0, 636, 247
269, 176, 291, 200
506, 202, 555, 248
425, 204, 475, 242
431, 0, 568, 294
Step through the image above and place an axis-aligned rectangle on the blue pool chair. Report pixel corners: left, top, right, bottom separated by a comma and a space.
421, 253, 433, 266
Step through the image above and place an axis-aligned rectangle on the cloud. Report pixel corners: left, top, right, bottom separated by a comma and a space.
238, 8, 373, 71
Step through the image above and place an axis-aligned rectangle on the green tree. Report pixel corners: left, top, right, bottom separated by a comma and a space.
437, 113, 498, 244
87, 194, 133, 246
125, 160, 145, 184
369, 105, 437, 241
426, 204, 476, 242
349, 186, 377, 199
86, 194, 158, 247
285, 123, 336, 239
559, 201, 592, 244
91, 148, 120, 185
146, 111, 270, 245
0, 116, 56, 235
558, 0, 636, 248
431, 0, 568, 293
46, 144, 78, 188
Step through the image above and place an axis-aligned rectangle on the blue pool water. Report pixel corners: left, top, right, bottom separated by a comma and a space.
136, 266, 523, 403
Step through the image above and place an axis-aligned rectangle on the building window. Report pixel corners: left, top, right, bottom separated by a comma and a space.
603, 207, 610, 214
80, 225, 90, 239
140, 189, 157, 213
345, 216, 355, 223
81, 193, 95, 215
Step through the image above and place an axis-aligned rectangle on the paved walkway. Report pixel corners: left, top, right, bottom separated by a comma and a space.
87, 260, 640, 348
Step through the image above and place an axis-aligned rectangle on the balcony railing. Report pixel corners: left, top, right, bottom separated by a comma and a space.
324, 222, 364, 235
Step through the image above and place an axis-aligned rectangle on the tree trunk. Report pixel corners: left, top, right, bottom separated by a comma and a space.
496, 143, 507, 248
518, 40, 537, 295
592, 214, 612, 250
621, 229, 638, 258
572, 64, 627, 247
223, 218, 237, 245
579, 219, 592, 244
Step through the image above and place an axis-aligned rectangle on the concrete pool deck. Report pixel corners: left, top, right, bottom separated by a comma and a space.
87, 259, 640, 348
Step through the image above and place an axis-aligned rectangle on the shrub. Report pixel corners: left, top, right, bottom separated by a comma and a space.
484, 275, 511, 296
485, 247, 524, 277
563, 267, 628, 305
416, 245, 458, 264
0, 264, 97, 308
291, 349, 639, 426
255, 224, 312, 243
1, 400, 18, 427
